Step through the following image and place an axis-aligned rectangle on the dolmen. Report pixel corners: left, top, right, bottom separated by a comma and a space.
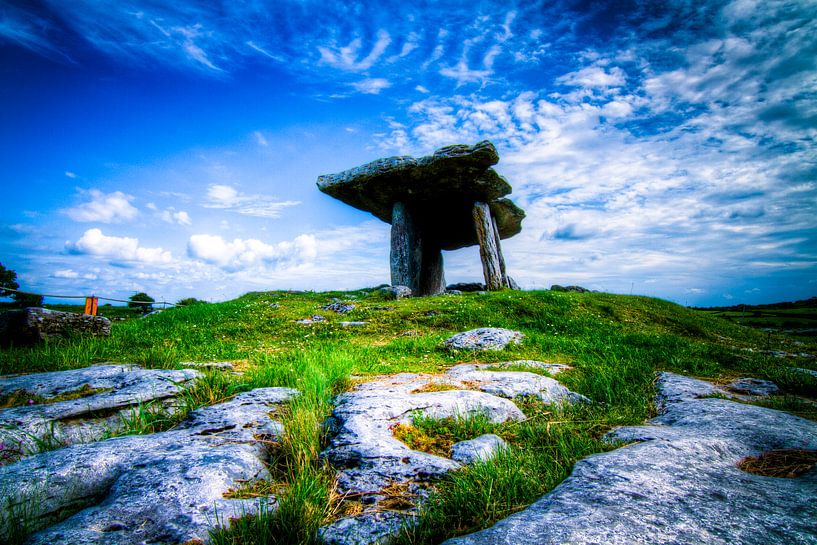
317, 141, 525, 296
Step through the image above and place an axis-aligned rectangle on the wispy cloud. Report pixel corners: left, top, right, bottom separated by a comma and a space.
318, 29, 392, 71
203, 184, 300, 218
63, 190, 139, 223
351, 78, 391, 94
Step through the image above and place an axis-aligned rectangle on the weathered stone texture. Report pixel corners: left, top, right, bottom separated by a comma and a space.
0, 387, 299, 545
0, 307, 111, 346
442, 372, 817, 545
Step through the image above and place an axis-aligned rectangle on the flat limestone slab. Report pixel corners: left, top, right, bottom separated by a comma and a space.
442, 372, 817, 545
319, 361, 586, 545
1, 365, 201, 460
316, 141, 525, 251
0, 387, 299, 545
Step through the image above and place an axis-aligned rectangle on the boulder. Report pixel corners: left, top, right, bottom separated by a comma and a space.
322, 302, 356, 313
0, 387, 299, 544
380, 285, 412, 300
451, 434, 507, 465
0, 308, 111, 347
444, 328, 524, 351
441, 373, 817, 545
550, 285, 590, 293
447, 282, 486, 292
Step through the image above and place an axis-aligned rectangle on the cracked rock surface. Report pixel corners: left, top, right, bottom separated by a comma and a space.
443, 372, 817, 545
0, 386, 299, 545
0, 364, 201, 459
319, 361, 585, 545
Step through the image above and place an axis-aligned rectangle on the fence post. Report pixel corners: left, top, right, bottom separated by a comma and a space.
84, 296, 99, 316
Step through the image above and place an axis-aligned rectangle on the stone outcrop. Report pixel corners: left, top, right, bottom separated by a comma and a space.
444, 328, 524, 351
0, 307, 111, 347
0, 387, 299, 545
442, 372, 817, 545
317, 141, 525, 295
319, 361, 586, 544
0, 364, 200, 462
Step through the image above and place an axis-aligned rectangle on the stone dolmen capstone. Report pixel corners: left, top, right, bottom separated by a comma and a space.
317, 141, 525, 296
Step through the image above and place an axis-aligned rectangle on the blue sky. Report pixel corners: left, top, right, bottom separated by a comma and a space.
1, 0, 815, 307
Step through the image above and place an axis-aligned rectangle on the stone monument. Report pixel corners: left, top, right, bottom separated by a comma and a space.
317, 140, 525, 296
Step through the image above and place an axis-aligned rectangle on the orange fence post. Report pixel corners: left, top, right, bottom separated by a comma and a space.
84, 296, 99, 316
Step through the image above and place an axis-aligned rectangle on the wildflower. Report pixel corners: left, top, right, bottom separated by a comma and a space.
28, 399, 35, 405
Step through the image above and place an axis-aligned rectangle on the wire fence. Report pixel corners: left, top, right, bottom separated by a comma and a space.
0, 286, 182, 307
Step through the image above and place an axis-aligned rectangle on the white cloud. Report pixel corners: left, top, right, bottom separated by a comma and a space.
203, 184, 300, 218
188, 233, 317, 271
65, 171, 76, 178
53, 269, 79, 278
557, 66, 626, 89
351, 78, 391, 94
318, 29, 392, 71
63, 190, 139, 223
160, 208, 192, 225
66, 228, 172, 265
253, 130, 268, 147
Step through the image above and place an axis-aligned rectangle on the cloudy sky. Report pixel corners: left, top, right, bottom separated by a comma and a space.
1, 0, 815, 306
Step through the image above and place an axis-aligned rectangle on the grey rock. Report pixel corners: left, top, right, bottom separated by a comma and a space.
447, 364, 589, 404
0, 308, 111, 347
507, 276, 520, 290
550, 284, 590, 293
726, 377, 780, 397
321, 511, 410, 545
0, 365, 201, 460
446, 282, 486, 292
320, 363, 587, 543
0, 387, 299, 545
380, 285, 413, 300
322, 302, 356, 313
794, 367, 817, 378
446, 289, 464, 295
179, 361, 235, 371
451, 434, 507, 464
340, 321, 368, 327
296, 314, 326, 325
442, 372, 817, 545
444, 328, 524, 351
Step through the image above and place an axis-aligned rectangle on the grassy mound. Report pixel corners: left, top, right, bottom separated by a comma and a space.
2, 289, 815, 544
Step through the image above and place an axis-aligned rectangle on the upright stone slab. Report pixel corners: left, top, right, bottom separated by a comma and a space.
390, 201, 421, 290
317, 141, 525, 295
473, 202, 504, 291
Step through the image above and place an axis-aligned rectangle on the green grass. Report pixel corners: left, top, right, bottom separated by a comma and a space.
2, 288, 816, 543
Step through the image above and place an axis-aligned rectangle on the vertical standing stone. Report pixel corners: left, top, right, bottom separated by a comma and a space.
419, 244, 446, 296
390, 202, 422, 292
472, 201, 504, 290
491, 215, 509, 288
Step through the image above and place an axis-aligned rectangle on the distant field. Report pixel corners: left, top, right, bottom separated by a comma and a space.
695, 298, 817, 337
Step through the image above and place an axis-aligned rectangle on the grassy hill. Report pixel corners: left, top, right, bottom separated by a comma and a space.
2, 289, 816, 544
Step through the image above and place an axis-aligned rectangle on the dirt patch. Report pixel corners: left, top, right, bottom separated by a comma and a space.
738, 449, 817, 478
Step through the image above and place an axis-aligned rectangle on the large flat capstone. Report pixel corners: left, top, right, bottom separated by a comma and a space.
317, 141, 524, 251
0, 387, 299, 545
442, 372, 817, 545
